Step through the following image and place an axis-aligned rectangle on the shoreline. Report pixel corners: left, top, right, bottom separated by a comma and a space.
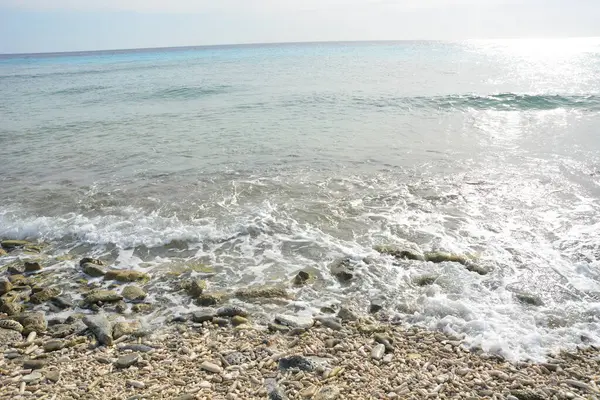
1, 316, 599, 399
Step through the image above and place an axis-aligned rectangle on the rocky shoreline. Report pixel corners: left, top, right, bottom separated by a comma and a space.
1, 239, 600, 399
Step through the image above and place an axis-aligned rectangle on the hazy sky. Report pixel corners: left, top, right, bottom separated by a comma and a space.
1, 0, 599, 53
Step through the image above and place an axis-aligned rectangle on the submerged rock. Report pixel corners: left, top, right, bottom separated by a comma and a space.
83, 314, 113, 346
50, 295, 74, 309
84, 289, 123, 305
122, 285, 147, 301
30, 287, 61, 304
293, 270, 311, 286
82, 263, 107, 277
414, 274, 438, 286
369, 297, 385, 313
24, 261, 42, 272
79, 257, 104, 267
104, 270, 150, 283
329, 258, 358, 282
235, 285, 290, 300
337, 306, 359, 321
424, 251, 488, 275
515, 292, 544, 307
131, 303, 154, 313
113, 320, 142, 339
195, 292, 227, 306
183, 278, 207, 297
374, 241, 425, 261
1, 240, 34, 251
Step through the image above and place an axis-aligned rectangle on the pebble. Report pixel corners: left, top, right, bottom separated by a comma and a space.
126, 379, 146, 389
21, 371, 43, 383
199, 361, 222, 373
45, 370, 61, 383
23, 359, 47, 370
44, 340, 65, 352
116, 353, 140, 368
199, 381, 212, 388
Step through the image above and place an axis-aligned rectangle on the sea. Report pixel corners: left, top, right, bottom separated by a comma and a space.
1, 39, 600, 361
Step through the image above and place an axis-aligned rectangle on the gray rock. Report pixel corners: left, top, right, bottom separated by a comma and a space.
515, 292, 544, 307
191, 309, 216, 323
315, 317, 343, 331
266, 378, 288, 400
314, 385, 341, 400
16, 312, 47, 335
278, 355, 316, 372
47, 321, 86, 338
21, 371, 43, 383
23, 359, 47, 370
216, 306, 248, 318
371, 343, 385, 360
337, 306, 359, 321
44, 340, 65, 352
200, 360, 222, 373
50, 296, 74, 309
82, 263, 107, 277
122, 285, 147, 301
0, 319, 24, 332
45, 370, 61, 383
0, 327, 23, 344
84, 289, 123, 304
83, 314, 113, 346
30, 287, 61, 304
224, 351, 246, 366
115, 353, 139, 368
118, 344, 154, 353
274, 314, 314, 329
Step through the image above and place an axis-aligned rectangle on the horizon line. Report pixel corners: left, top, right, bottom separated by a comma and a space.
2, 36, 599, 58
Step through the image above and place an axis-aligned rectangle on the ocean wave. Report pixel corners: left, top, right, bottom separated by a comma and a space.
145, 85, 231, 101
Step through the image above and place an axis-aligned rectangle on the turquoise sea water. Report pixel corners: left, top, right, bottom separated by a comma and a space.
1, 39, 600, 360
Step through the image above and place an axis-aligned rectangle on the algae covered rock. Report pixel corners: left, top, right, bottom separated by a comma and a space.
195, 292, 228, 306
122, 285, 147, 301
235, 285, 290, 300
374, 241, 425, 261
16, 312, 47, 334
182, 278, 207, 297
104, 270, 150, 283
82, 263, 107, 277
84, 289, 123, 304
329, 258, 358, 282
131, 303, 154, 313
30, 287, 61, 304
1, 240, 34, 251
24, 261, 43, 272
0, 278, 12, 295
79, 257, 104, 267
113, 320, 142, 339
424, 251, 487, 275
293, 270, 312, 286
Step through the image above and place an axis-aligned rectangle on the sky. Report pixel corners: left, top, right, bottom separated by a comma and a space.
1, 0, 599, 53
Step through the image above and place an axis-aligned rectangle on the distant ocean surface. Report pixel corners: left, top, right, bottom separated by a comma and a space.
1, 39, 600, 360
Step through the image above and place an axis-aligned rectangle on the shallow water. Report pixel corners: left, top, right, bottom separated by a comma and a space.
1, 39, 600, 360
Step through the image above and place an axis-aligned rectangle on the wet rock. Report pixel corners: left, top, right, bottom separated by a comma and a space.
7, 264, 25, 275
374, 241, 425, 261
337, 305, 359, 321
131, 303, 154, 313
329, 258, 357, 282
0, 248, 6, 256
1, 240, 34, 251
216, 306, 248, 318
24, 261, 42, 272
83, 314, 113, 345
314, 385, 341, 400
0, 327, 22, 344
30, 287, 61, 304
115, 353, 139, 368
235, 285, 290, 300
0, 319, 24, 332
47, 321, 86, 338
414, 274, 438, 286
104, 270, 150, 283
44, 340, 65, 352
195, 292, 227, 306
200, 360, 223, 373
84, 289, 123, 304
16, 312, 47, 334
369, 297, 385, 313
23, 359, 47, 370
50, 295, 74, 309
122, 285, 147, 301
274, 314, 314, 329
191, 309, 216, 323
0, 278, 13, 295
82, 263, 107, 277
516, 292, 544, 307
79, 257, 104, 267
231, 315, 249, 326
293, 270, 311, 286
184, 278, 207, 297
266, 378, 288, 400
8, 274, 28, 284
113, 320, 142, 339
279, 355, 316, 372
315, 316, 343, 331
